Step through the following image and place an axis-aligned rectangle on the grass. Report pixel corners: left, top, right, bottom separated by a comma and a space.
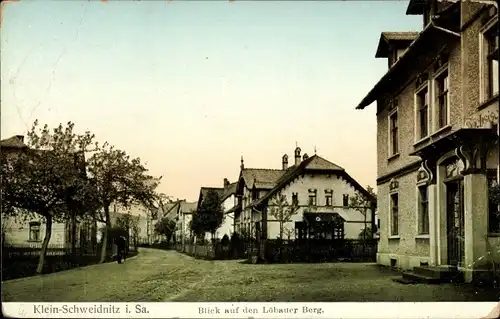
2, 248, 498, 302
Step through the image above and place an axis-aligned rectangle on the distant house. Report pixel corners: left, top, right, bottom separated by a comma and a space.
219, 179, 238, 238
1, 135, 96, 249
161, 199, 197, 243
236, 147, 375, 240
355, 0, 499, 283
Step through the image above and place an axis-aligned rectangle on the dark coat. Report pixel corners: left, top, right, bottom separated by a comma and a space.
116, 236, 127, 251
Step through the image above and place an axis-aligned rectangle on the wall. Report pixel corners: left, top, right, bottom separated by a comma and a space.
3, 216, 67, 247
376, 171, 431, 269
265, 172, 372, 240
217, 212, 234, 239
216, 194, 236, 238
376, 40, 463, 179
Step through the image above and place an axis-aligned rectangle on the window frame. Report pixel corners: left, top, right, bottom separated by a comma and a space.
416, 185, 430, 235
342, 194, 349, 207
325, 194, 333, 207
433, 65, 450, 130
388, 108, 399, 157
29, 221, 41, 242
480, 16, 499, 102
389, 193, 399, 237
414, 82, 430, 142
308, 193, 317, 207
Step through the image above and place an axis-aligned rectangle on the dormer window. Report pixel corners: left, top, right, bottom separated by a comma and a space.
252, 189, 259, 201
375, 32, 420, 70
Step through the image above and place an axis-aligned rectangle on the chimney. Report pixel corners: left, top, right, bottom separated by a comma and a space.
303, 153, 309, 160
224, 178, 230, 187
15, 135, 24, 143
294, 147, 301, 166
240, 156, 245, 170
282, 154, 288, 170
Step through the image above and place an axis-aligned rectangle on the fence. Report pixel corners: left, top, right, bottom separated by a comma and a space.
2, 242, 138, 281
262, 239, 378, 263
172, 240, 251, 260
170, 239, 377, 263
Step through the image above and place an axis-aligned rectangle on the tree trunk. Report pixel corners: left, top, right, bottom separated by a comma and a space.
71, 210, 77, 266
36, 215, 53, 274
99, 205, 111, 263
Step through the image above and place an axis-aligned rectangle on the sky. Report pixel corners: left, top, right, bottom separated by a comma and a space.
1, 0, 422, 202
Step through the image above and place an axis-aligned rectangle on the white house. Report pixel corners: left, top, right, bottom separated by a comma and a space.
236, 147, 376, 240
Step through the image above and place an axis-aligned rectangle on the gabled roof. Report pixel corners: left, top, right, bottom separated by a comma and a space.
197, 187, 224, 211
0, 135, 28, 149
240, 168, 287, 190
355, 21, 460, 110
406, 0, 429, 15
375, 32, 420, 58
180, 201, 197, 213
250, 155, 375, 208
164, 201, 181, 219
200, 187, 224, 199
221, 182, 238, 201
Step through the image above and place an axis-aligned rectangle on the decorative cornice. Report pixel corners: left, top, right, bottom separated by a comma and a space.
389, 178, 399, 191
377, 160, 422, 185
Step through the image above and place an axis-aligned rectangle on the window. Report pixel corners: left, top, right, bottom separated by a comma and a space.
485, 22, 499, 99
29, 222, 41, 242
292, 193, 299, 206
416, 85, 429, 139
418, 186, 430, 235
396, 48, 407, 61
343, 194, 349, 207
435, 69, 449, 129
326, 194, 332, 206
390, 193, 399, 236
308, 189, 317, 206
309, 194, 317, 206
488, 170, 499, 233
252, 189, 259, 201
389, 111, 399, 156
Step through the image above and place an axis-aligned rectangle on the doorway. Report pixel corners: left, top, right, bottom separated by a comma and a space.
445, 178, 465, 267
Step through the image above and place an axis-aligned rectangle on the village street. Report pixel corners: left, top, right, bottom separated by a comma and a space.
2, 248, 497, 302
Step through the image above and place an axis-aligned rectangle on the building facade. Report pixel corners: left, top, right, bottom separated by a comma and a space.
356, 0, 499, 282
236, 147, 375, 240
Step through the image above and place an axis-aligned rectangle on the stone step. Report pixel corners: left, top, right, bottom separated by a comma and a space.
402, 271, 443, 284
412, 266, 464, 282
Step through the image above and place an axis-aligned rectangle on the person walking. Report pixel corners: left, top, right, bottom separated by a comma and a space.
116, 235, 127, 264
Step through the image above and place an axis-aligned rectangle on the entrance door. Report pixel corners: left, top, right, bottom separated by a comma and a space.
446, 179, 465, 267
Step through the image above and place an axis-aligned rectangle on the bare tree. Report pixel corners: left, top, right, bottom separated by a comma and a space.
268, 194, 299, 240
348, 185, 377, 242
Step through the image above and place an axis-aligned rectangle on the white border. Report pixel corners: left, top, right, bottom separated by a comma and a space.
3, 302, 498, 319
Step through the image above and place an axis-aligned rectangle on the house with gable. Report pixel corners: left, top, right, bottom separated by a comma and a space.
235, 146, 376, 241
234, 157, 286, 237
158, 199, 197, 244
356, 0, 498, 282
